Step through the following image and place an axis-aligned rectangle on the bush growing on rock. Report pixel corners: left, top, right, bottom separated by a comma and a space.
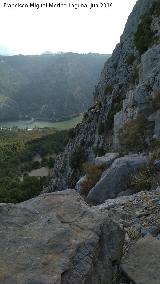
128, 164, 160, 192
104, 84, 113, 94
126, 53, 136, 65
150, 0, 160, 16
70, 146, 86, 171
134, 0, 160, 53
80, 163, 105, 196
128, 167, 154, 191
119, 114, 152, 152
134, 13, 153, 53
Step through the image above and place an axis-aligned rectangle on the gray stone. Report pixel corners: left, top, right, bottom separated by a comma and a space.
95, 153, 119, 168
75, 175, 87, 192
87, 154, 149, 205
121, 237, 160, 284
117, 188, 137, 197
0, 189, 124, 284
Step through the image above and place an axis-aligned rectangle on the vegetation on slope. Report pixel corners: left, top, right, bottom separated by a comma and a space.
134, 0, 160, 53
119, 114, 153, 152
80, 163, 106, 196
0, 128, 70, 203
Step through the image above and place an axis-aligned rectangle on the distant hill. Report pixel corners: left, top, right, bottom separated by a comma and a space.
0, 53, 109, 121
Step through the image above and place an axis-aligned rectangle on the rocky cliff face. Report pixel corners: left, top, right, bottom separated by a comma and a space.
1, 2, 160, 283
50, 0, 160, 192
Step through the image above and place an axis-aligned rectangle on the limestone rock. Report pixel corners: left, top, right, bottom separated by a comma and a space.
87, 154, 149, 205
96, 187, 160, 236
95, 153, 119, 168
94, 187, 160, 283
0, 189, 124, 284
75, 175, 87, 192
121, 237, 160, 284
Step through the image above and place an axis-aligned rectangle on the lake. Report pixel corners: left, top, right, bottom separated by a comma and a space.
0, 115, 83, 130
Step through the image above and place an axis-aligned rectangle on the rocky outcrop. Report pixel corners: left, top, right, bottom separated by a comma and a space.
121, 237, 160, 284
75, 175, 87, 192
95, 152, 119, 167
87, 154, 149, 205
50, 0, 160, 192
114, 43, 160, 147
96, 187, 160, 236
95, 187, 160, 284
0, 189, 124, 284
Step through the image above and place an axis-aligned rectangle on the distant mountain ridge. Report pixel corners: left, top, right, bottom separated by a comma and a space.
0, 52, 109, 121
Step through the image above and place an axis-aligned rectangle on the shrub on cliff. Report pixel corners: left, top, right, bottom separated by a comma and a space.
80, 164, 105, 196
119, 114, 152, 152
128, 166, 160, 192
150, 0, 160, 16
126, 53, 136, 65
104, 84, 113, 95
134, 13, 153, 53
134, 0, 160, 53
70, 146, 86, 171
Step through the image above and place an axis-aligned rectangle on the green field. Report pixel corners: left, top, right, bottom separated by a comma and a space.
0, 115, 82, 130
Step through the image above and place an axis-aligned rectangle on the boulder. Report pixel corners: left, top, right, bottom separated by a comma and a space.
75, 175, 87, 192
95, 153, 119, 168
121, 237, 160, 284
94, 187, 160, 283
87, 154, 149, 205
0, 189, 124, 284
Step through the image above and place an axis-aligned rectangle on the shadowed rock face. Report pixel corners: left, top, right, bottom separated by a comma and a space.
121, 237, 160, 284
0, 189, 124, 284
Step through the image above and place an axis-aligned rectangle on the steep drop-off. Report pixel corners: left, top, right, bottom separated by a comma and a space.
50, 0, 160, 192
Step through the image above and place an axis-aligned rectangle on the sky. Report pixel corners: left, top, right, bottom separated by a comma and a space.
0, 0, 137, 55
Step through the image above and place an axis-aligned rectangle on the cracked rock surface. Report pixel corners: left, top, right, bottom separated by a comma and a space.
0, 189, 124, 284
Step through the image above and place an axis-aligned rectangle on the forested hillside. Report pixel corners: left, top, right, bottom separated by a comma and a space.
0, 127, 70, 203
0, 53, 108, 121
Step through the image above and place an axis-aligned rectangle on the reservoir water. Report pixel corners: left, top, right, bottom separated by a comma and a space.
0, 115, 82, 130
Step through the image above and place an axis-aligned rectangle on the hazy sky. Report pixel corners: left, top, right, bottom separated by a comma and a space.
0, 0, 137, 55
